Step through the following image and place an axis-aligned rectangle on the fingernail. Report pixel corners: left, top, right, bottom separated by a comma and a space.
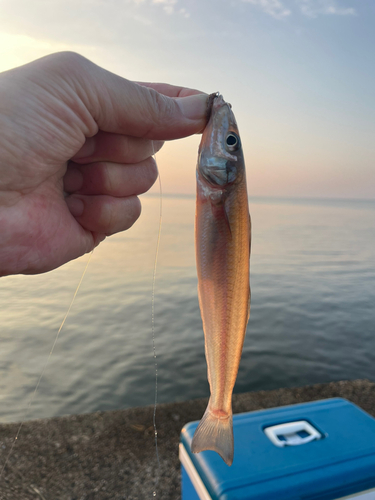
151, 140, 164, 155
73, 137, 95, 160
177, 93, 208, 120
66, 197, 84, 217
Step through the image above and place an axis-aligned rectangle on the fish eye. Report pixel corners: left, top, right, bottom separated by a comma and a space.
225, 133, 240, 152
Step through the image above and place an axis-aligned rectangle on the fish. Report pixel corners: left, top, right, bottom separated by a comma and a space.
191, 93, 251, 466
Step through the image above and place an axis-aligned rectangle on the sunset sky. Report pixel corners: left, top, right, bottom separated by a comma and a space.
0, 0, 374, 198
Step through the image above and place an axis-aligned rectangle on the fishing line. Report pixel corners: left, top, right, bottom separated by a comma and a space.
1, 147, 163, 497
151, 142, 162, 497
0, 251, 93, 480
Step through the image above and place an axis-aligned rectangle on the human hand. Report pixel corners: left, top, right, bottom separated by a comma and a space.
0, 52, 208, 276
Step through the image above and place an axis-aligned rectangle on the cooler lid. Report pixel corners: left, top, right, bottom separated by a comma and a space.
180, 398, 375, 500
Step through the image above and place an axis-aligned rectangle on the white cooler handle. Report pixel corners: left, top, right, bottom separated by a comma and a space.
264, 420, 322, 448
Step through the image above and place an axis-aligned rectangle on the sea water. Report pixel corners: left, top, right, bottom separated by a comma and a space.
0, 195, 374, 422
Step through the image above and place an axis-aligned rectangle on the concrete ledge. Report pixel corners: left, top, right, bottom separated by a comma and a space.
0, 379, 374, 499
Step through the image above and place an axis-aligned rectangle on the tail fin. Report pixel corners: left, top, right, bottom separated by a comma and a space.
191, 401, 234, 466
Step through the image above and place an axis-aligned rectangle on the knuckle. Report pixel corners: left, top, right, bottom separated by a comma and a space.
100, 196, 141, 235
132, 196, 142, 222
147, 89, 175, 126
99, 201, 115, 233
97, 162, 114, 194
144, 157, 159, 187
134, 158, 158, 195
42, 52, 88, 73
120, 197, 142, 233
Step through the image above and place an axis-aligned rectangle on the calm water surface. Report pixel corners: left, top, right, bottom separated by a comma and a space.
1, 196, 375, 422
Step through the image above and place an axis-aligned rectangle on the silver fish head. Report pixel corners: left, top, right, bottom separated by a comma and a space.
197, 93, 244, 188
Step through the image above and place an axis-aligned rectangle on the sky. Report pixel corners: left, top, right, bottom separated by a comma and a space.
0, 0, 374, 198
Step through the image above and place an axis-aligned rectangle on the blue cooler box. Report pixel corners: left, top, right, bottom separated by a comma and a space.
180, 398, 375, 500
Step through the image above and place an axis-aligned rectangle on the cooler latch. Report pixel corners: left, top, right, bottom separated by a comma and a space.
264, 420, 322, 447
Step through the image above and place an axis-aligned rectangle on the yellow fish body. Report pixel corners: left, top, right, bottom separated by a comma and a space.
191, 94, 251, 466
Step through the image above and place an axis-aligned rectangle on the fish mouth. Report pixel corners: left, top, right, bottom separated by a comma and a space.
206, 93, 231, 121
213, 94, 230, 109
206, 92, 220, 121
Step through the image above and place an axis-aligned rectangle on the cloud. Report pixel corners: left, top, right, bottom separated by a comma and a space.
152, 0, 178, 15
242, 0, 291, 19
179, 7, 190, 18
296, 0, 356, 17
125, 0, 189, 16
241, 0, 356, 18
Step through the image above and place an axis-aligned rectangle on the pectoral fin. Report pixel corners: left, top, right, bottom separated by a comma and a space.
210, 201, 232, 239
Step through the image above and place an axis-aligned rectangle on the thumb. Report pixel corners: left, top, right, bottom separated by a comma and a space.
64, 53, 209, 140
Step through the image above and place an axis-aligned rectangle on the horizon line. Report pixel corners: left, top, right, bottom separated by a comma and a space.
143, 193, 375, 203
